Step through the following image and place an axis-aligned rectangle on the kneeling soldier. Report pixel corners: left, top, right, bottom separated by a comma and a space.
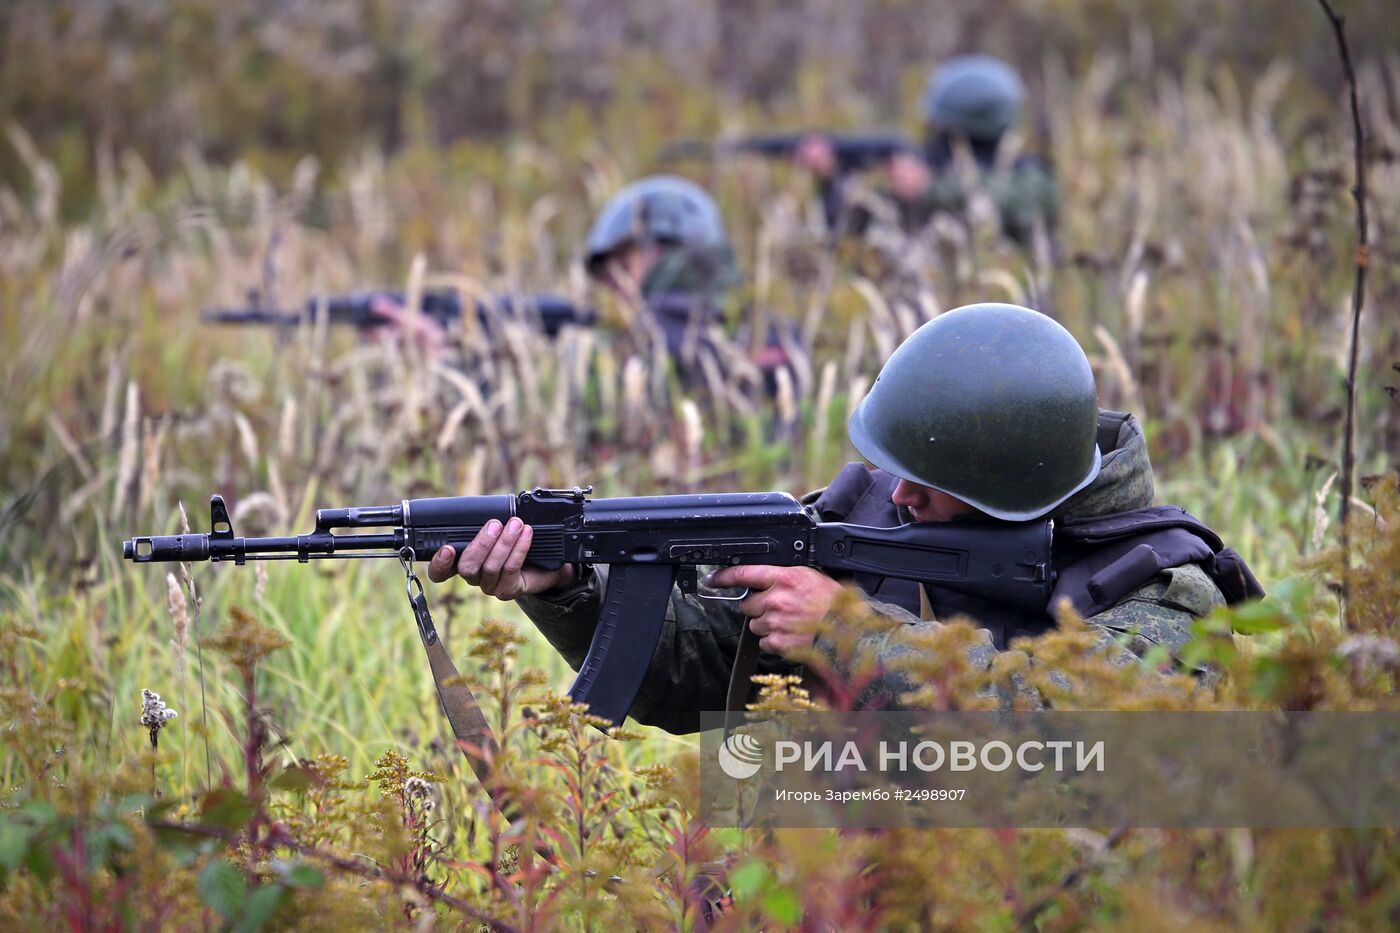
429, 303, 1259, 732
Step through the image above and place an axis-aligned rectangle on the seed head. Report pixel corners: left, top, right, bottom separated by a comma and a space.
140, 688, 178, 750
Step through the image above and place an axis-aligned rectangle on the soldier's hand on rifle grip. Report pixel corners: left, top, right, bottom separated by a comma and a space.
705, 565, 843, 658
426, 519, 575, 598
793, 135, 838, 179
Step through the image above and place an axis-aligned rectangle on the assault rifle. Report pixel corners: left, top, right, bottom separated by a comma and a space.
124, 486, 1053, 727
202, 291, 598, 338
661, 131, 916, 174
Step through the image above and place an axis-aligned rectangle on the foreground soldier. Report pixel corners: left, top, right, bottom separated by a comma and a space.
428, 304, 1258, 733
796, 54, 1059, 247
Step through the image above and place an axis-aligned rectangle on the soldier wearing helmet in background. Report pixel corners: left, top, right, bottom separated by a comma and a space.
583, 174, 797, 386
796, 54, 1060, 249
374, 174, 796, 385
427, 303, 1259, 733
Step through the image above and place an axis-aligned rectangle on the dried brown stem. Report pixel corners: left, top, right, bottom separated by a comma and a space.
1315, 0, 1370, 626
148, 820, 521, 933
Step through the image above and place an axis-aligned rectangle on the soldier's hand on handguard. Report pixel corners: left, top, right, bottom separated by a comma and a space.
704, 565, 842, 657
426, 519, 575, 599
793, 135, 839, 180
368, 294, 450, 359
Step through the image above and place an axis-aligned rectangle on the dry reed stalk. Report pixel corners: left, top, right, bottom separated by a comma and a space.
232, 411, 260, 470
526, 194, 561, 282
254, 561, 269, 606
975, 268, 1028, 307
808, 360, 839, 489
461, 448, 487, 497
98, 352, 124, 441
436, 399, 474, 455
266, 457, 289, 529
546, 345, 574, 454
697, 351, 731, 440
1093, 324, 1143, 414
621, 356, 649, 448
137, 415, 168, 517
45, 413, 94, 482
774, 365, 797, 428
800, 248, 841, 353
596, 346, 619, 433
841, 318, 867, 389
177, 500, 211, 787
680, 399, 704, 488
503, 321, 545, 425
852, 278, 898, 363
110, 380, 140, 522
60, 467, 116, 525
277, 395, 298, 462
1124, 269, 1148, 352
426, 272, 493, 348
845, 374, 871, 425
166, 572, 188, 680
1316, 0, 1370, 626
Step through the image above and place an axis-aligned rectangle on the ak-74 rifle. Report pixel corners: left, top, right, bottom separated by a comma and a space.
660, 131, 916, 174
202, 290, 598, 339
125, 486, 1052, 729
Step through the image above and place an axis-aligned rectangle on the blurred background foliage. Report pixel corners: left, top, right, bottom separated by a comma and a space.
2, 0, 1400, 927
4, 0, 1400, 218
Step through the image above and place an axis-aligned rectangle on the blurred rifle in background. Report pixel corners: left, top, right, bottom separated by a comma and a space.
203, 291, 598, 338
661, 131, 915, 173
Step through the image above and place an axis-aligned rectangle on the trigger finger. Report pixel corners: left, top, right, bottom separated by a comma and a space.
738, 590, 771, 619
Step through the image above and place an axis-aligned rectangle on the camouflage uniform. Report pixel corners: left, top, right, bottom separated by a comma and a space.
827, 145, 1060, 249
517, 410, 1228, 734
633, 243, 740, 364
822, 54, 1059, 248
586, 176, 798, 387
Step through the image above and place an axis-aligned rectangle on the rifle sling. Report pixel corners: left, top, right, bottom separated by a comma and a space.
401, 558, 521, 823
724, 622, 762, 733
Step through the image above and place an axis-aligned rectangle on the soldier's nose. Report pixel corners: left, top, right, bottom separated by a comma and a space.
891, 479, 925, 508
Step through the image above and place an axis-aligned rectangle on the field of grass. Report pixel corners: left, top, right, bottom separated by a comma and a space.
2, 1, 1399, 928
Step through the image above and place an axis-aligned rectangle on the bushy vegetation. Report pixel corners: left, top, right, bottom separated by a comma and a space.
1, 0, 1398, 927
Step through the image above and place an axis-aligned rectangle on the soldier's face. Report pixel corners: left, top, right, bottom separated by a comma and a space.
600, 244, 660, 296
891, 479, 979, 523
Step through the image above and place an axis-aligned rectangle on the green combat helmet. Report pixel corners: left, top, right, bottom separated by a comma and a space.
847, 303, 1099, 521
921, 54, 1025, 144
584, 175, 729, 277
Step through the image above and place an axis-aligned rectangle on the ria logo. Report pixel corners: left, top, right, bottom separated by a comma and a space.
717, 731, 764, 780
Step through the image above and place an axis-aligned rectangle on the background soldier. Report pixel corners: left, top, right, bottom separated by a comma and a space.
426, 304, 1258, 733
795, 54, 1060, 249
584, 173, 798, 390
374, 174, 795, 385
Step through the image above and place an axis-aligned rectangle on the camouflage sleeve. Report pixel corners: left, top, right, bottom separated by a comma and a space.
810, 599, 1002, 710
1084, 563, 1225, 668
517, 565, 801, 735
812, 564, 1225, 709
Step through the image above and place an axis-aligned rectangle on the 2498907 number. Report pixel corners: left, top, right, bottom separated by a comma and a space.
893, 788, 967, 802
